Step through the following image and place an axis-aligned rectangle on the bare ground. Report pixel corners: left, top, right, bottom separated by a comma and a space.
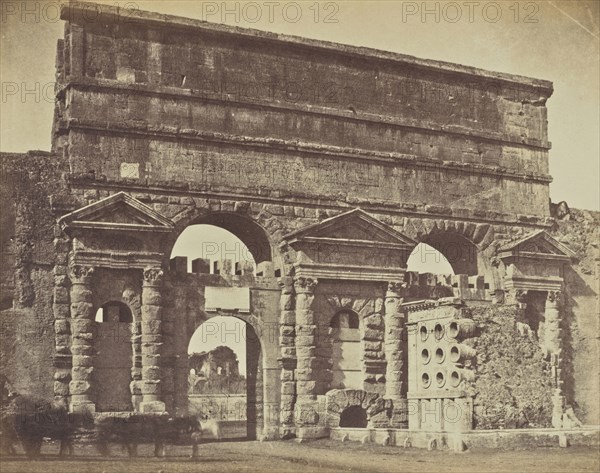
1, 439, 598, 473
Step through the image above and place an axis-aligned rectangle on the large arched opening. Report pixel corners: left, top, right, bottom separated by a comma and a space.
187, 316, 263, 440
93, 301, 134, 412
423, 232, 478, 276
169, 213, 274, 269
406, 242, 455, 275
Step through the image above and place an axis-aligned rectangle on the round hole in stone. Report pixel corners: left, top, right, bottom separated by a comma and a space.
421, 348, 431, 364
448, 321, 459, 338
434, 323, 444, 340
449, 345, 460, 363
421, 372, 431, 388
436, 372, 445, 387
450, 370, 461, 387
435, 348, 444, 363
419, 325, 428, 342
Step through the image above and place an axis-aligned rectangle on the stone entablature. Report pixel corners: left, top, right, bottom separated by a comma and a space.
55, 1, 554, 218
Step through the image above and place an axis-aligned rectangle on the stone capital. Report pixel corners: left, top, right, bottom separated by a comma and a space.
546, 290, 562, 305
386, 280, 407, 298
143, 267, 164, 286
278, 276, 295, 295
294, 277, 318, 294
506, 289, 528, 306
69, 264, 95, 284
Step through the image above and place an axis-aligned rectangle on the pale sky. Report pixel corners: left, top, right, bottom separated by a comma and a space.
2, 0, 598, 210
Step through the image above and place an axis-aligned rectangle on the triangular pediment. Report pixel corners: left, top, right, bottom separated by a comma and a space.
284, 208, 416, 249
59, 192, 174, 233
499, 230, 575, 260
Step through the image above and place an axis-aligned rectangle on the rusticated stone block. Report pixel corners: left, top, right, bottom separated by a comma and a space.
280, 326, 295, 337
142, 292, 163, 306
295, 310, 315, 325
280, 347, 296, 358
280, 312, 295, 325
280, 409, 294, 424
141, 354, 161, 366
142, 305, 162, 321
54, 381, 69, 396
141, 334, 162, 344
53, 303, 70, 319
54, 369, 71, 381
72, 355, 94, 367
71, 366, 93, 380
282, 382, 296, 395
130, 380, 142, 395
294, 403, 320, 425
142, 366, 161, 379
70, 302, 94, 318
53, 287, 70, 304
364, 340, 382, 352
295, 335, 316, 346
69, 380, 91, 395
141, 320, 162, 334
54, 319, 70, 335
141, 342, 162, 356
295, 346, 316, 358
71, 344, 95, 356
141, 380, 161, 394
364, 314, 384, 330
296, 380, 317, 394
55, 334, 70, 346
296, 324, 317, 336
70, 288, 93, 303
363, 328, 383, 341
280, 370, 294, 382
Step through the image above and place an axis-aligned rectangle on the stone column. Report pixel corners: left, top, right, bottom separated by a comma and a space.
278, 276, 296, 436
545, 290, 565, 428
69, 264, 95, 413
384, 281, 408, 428
293, 277, 322, 439
140, 267, 166, 413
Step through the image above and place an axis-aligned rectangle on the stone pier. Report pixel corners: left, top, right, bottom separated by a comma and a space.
69, 264, 96, 412
384, 281, 408, 427
139, 267, 166, 412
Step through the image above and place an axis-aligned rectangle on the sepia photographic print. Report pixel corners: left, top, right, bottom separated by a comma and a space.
0, 1, 599, 472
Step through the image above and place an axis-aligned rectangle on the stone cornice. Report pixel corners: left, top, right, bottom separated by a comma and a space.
59, 117, 553, 185
59, 79, 553, 152
68, 179, 555, 229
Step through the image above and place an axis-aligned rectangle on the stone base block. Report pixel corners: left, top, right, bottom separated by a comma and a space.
296, 426, 330, 440
69, 401, 95, 414
139, 401, 166, 413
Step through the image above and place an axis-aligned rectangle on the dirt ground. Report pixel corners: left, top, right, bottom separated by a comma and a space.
1, 439, 598, 473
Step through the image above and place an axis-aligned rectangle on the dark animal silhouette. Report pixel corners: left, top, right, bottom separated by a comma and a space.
94, 414, 211, 458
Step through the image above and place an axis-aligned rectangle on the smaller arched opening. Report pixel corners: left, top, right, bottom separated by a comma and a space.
93, 301, 134, 412
94, 301, 133, 323
329, 309, 361, 390
339, 405, 368, 428
330, 309, 359, 329
187, 316, 263, 440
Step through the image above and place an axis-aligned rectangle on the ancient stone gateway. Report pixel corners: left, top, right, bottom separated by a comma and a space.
1, 2, 598, 448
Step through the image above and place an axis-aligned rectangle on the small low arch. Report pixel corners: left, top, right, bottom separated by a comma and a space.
330, 309, 359, 329
339, 405, 368, 428
95, 301, 133, 323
